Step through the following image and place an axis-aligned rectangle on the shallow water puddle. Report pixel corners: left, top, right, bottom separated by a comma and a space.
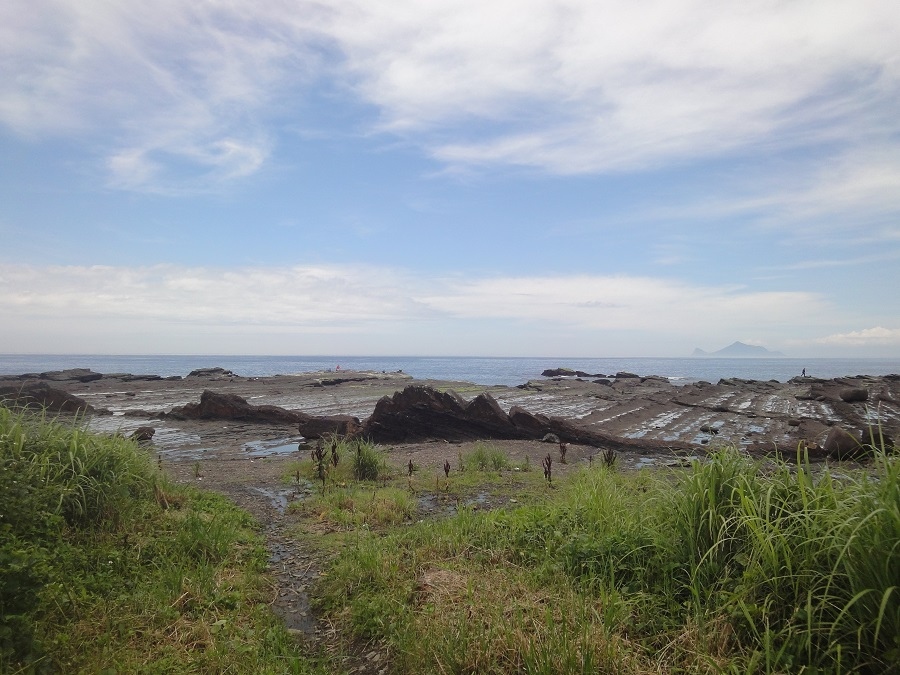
248, 486, 296, 513
242, 437, 306, 457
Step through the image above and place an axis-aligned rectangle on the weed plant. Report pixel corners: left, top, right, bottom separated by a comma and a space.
315, 447, 900, 673
290, 438, 387, 486
0, 407, 318, 673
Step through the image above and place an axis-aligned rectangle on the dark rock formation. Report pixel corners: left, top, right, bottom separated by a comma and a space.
168, 390, 300, 424
317, 376, 377, 387
130, 426, 156, 443
118, 374, 164, 382
0, 382, 93, 413
839, 387, 869, 403
615, 371, 640, 379
187, 367, 236, 378
32, 368, 104, 382
508, 406, 551, 435
360, 385, 523, 442
823, 426, 865, 459
297, 413, 361, 438
353, 384, 697, 454
859, 426, 895, 453
542, 368, 576, 377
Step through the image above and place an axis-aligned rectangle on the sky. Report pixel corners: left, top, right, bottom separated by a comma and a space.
1, 0, 899, 358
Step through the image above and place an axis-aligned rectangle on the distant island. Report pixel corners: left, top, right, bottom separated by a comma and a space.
692, 341, 786, 358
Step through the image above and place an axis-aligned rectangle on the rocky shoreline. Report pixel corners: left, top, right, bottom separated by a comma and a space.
1, 366, 897, 461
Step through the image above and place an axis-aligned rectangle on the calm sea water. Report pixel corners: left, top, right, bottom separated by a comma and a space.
1, 354, 898, 387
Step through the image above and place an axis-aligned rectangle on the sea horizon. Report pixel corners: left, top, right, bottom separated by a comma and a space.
2, 353, 898, 388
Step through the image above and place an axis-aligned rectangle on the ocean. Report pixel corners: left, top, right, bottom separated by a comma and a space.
1, 354, 898, 387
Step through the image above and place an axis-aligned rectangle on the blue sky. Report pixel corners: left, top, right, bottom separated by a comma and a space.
2, 0, 899, 358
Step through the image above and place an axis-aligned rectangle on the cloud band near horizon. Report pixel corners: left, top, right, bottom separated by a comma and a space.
2, 263, 894, 356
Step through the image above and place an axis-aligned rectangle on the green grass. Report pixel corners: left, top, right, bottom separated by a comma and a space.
290, 484, 418, 528
286, 439, 545, 531
313, 448, 900, 673
0, 406, 321, 674
460, 442, 512, 472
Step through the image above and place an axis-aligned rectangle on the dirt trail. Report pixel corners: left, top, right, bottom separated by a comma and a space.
165, 450, 386, 673
160, 434, 664, 673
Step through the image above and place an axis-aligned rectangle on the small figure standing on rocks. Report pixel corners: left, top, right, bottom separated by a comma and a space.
802, 368, 806, 377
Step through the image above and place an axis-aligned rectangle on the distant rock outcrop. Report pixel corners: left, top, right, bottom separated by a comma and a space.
187, 367, 237, 378
541, 368, 606, 378
9, 368, 104, 383
542, 368, 576, 377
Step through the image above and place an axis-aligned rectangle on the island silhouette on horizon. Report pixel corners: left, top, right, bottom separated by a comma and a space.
692, 341, 786, 358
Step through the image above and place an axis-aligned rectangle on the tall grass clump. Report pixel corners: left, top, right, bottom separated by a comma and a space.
316, 448, 899, 673
0, 407, 316, 673
352, 438, 386, 481
461, 442, 510, 472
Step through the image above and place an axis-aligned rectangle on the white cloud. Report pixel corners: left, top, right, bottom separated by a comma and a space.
0, 0, 306, 191
320, 0, 900, 172
2, 0, 898, 190
0, 263, 833, 355
816, 326, 900, 347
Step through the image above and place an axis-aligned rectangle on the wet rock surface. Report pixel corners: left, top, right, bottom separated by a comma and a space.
2, 368, 897, 458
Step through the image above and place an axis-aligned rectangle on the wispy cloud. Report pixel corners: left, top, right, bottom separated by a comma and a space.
0, 0, 311, 192
2, 0, 898, 193
816, 326, 900, 347
322, 0, 900, 172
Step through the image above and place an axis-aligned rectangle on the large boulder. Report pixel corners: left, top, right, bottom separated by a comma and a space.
168, 390, 300, 424
0, 382, 93, 413
839, 388, 869, 403
130, 426, 156, 443
823, 426, 864, 460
